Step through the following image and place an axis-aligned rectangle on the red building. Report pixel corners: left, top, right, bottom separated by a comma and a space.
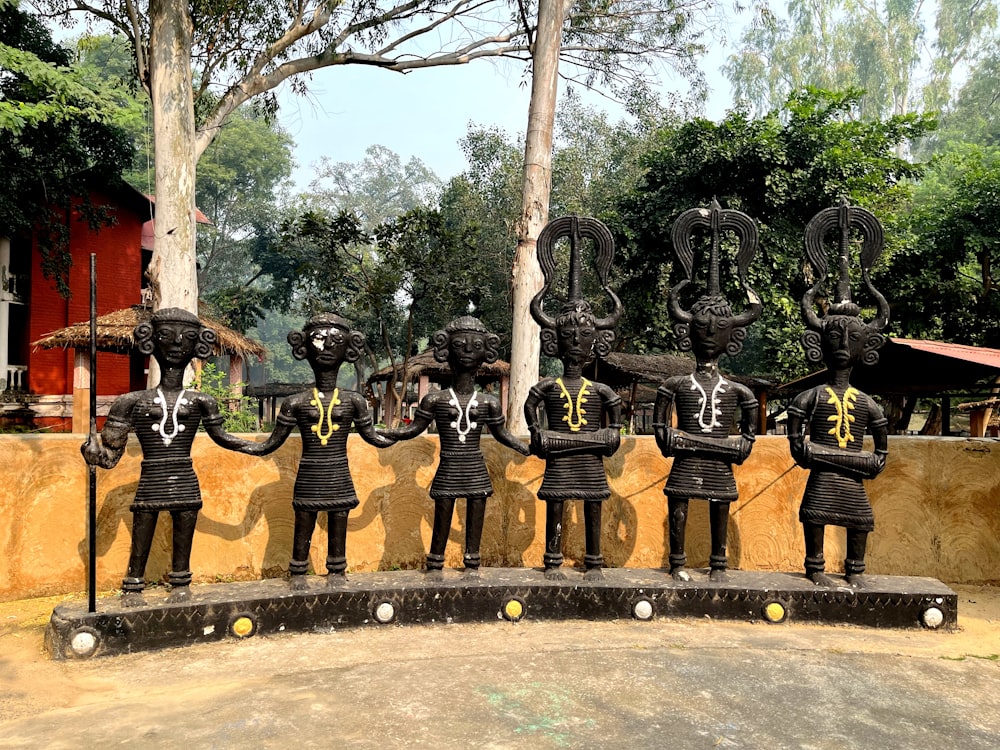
1, 181, 189, 430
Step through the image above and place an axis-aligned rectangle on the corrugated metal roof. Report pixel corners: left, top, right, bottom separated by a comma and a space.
891, 339, 1000, 369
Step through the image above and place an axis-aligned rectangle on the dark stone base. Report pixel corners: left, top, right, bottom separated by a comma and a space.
45, 568, 957, 659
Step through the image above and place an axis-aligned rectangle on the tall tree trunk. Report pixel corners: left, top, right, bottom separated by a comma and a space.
148, 0, 198, 315
506, 0, 571, 434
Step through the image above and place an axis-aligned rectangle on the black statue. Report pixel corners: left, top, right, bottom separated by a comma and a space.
653, 201, 762, 582
82, 308, 259, 606
787, 200, 890, 589
384, 316, 529, 578
524, 216, 624, 581
243, 313, 395, 589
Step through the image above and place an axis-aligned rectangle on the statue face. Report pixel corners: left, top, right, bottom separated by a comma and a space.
690, 310, 733, 361
305, 326, 349, 369
557, 317, 597, 363
448, 331, 487, 373
153, 322, 200, 367
821, 316, 867, 369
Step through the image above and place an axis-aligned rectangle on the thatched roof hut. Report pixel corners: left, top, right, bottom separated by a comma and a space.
367, 348, 511, 424
32, 305, 265, 360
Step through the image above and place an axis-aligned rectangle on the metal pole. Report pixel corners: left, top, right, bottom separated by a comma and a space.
88, 254, 97, 613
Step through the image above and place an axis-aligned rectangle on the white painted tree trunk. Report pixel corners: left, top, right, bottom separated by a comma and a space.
506, 0, 571, 434
148, 0, 198, 316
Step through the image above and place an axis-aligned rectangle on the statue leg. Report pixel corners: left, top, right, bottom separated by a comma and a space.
426, 497, 455, 579
667, 497, 691, 581
326, 510, 349, 583
543, 500, 566, 580
122, 510, 158, 607
289, 509, 317, 590
804, 522, 838, 587
844, 529, 869, 588
463, 497, 487, 577
165, 509, 198, 602
583, 500, 604, 581
708, 501, 731, 582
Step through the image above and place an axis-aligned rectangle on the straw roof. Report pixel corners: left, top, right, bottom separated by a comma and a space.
32, 305, 265, 360
368, 349, 510, 384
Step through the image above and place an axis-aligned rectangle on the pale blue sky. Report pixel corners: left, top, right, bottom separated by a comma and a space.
278, 39, 738, 190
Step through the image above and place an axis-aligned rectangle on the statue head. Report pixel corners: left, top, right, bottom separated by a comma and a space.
529, 216, 623, 366
431, 316, 500, 374
667, 200, 762, 362
800, 200, 890, 371
135, 308, 216, 368
288, 313, 365, 371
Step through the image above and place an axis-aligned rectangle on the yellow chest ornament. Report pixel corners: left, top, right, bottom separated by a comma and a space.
310, 388, 341, 445
824, 386, 859, 449
556, 377, 591, 432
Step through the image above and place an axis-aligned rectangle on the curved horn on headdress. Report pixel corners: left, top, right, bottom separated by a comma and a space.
529, 285, 557, 330
863, 269, 891, 332
668, 279, 693, 324
730, 283, 763, 328
800, 280, 824, 332
594, 286, 624, 330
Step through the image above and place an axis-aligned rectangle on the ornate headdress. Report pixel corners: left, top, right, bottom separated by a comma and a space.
135, 307, 216, 359
529, 216, 624, 359
800, 199, 891, 365
668, 199, 762, 356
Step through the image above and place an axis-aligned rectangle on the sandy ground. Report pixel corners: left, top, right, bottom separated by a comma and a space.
1, 584, 998, 748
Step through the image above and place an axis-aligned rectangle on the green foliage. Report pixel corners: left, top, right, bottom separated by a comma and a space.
0, 6, 135, 297
883, 143, 1000, 346
194, 362, 259, 433
618, 88, 933, 380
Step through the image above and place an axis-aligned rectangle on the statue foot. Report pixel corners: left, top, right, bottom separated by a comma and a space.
845, 573, 867, 589
121, 591, 147, 608
327, 572, 347, 587
671, 568, 692, 583
583, 568, 605, 581
709, 569, 729, 583
166, 587, 191, 604
289, 575, 309, 591
807, 572, 841, 588
462, 568, 481, 580
544, 567, 567, 581
425, 569, 444, 582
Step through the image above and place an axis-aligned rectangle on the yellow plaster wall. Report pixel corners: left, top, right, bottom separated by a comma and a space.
2, 434, 999, 601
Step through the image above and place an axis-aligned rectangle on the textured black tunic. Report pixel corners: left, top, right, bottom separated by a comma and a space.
788, 384, 887, 531
531, 377, 621, 501
659, 373, 757, 502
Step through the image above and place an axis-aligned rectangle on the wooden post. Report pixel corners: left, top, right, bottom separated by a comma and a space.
72, 349, 91, 434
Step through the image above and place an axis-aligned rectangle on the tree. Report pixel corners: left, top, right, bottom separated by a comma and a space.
35, 0, 715, 319
0, 4, 134, 295
883, 143, 1000, 346
195, 105, 295, 330
724, 0, 997, 120
617, 88, 933, 381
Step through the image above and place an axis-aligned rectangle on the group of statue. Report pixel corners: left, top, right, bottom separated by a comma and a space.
82, 200, 891, 607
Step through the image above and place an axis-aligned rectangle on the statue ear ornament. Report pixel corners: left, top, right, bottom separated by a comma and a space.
529, 216, 623, 343
801, 198, 891, 359
667, 199, 763, 352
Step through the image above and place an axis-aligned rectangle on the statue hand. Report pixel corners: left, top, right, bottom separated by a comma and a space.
81, 434, 103, 466
736, 435, 754, 465
529, 426, 547, 458
600, 427, 621, 457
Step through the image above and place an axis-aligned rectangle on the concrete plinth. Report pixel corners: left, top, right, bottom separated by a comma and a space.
45, 568, 957, 659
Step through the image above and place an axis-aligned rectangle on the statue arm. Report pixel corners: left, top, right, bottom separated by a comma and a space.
198, 394, 269, 454
81, 393, 136, 469
652, 383, 677, 456
381, 396, 434, 441
487, 420, 531, 456
232, 400, 296, 456
353, 394, 396, 448
523, 383, 547, 456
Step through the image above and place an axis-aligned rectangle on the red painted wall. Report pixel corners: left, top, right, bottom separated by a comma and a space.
28, 188, 147, 401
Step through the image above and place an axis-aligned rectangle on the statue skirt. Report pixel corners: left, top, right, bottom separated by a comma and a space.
131, 458, 201, 512
430, 449, 493, 500
799, 471, 874, 531
291, 456, 359, 512
664, 456, 737, 501
537, 453, 611, 501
